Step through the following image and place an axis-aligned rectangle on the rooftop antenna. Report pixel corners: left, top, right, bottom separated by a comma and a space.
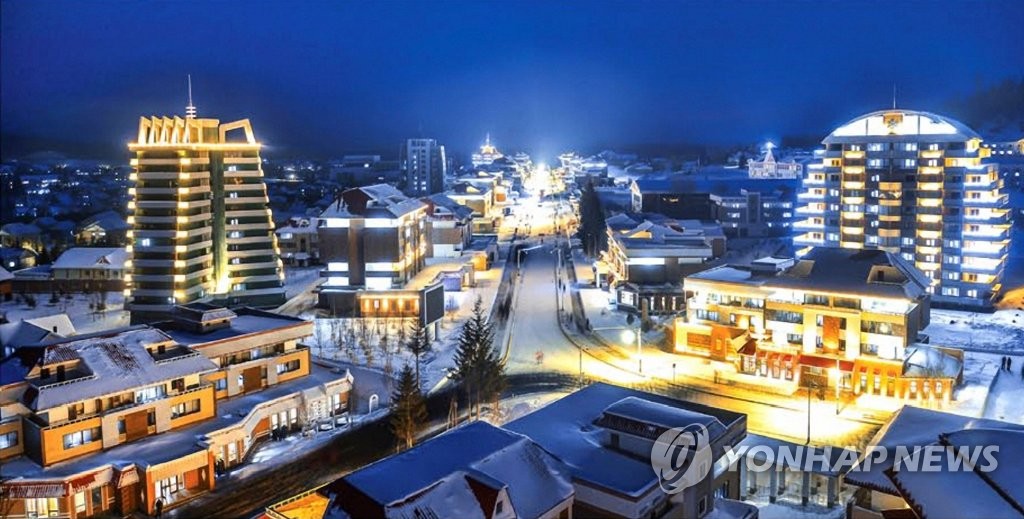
185, 74, 197, 119
892, 83, 897, 110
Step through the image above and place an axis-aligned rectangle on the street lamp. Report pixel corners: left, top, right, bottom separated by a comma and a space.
829, 364, 841, 415
621, 326, 642, 374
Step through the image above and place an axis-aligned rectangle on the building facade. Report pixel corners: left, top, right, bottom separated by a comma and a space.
675, 248, 960, 403
604, 214, 725, 314
401, 138, 446, 196
711, 189, 794, 238
1, 308, 351, 519
793, 109, 1009, 309
275, 216, 321, 266
747, 146, 802, 179
127, 114, 285, 323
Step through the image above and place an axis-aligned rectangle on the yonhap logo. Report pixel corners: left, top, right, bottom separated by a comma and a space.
650, 424, 712, 494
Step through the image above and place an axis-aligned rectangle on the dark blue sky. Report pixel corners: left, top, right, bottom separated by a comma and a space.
2, 0, 1022, 161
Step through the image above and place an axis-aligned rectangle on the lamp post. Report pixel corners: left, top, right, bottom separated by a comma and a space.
578, 345, 586, 388
831, 357, 841, 415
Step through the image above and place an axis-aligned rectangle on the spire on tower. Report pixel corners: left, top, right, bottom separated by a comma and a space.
892, 83, 897, 110
185, 75, 197, 119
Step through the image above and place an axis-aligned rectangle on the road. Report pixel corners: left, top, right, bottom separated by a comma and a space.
502, 235, 881, 449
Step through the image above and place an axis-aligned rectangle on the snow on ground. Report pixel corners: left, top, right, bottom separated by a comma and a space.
0, 291, 129, 336
982, 358, 1024, 422
283, 266, 322, 300
306, 261, 506, 394
926, 308, 1024, 354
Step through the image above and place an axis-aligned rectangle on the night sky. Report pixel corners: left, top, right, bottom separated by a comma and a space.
2, 0, 1022, 161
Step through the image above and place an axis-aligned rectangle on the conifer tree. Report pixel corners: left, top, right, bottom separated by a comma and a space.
406, 322, 431, 386
390, 364, 427, 451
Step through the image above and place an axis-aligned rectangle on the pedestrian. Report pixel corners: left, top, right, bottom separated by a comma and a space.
154, 496, 164, 519
1009, 357, 1014, 372
1002, 356, 1008, 371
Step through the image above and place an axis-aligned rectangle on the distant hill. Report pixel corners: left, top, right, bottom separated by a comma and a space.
945, 77, 1024, 140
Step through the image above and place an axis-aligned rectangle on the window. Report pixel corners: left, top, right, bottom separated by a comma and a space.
786, 333, 803, 345
0, 431, 18, 449
135, 385, 166, 404
25, 497, 60, 518
496, 501, 504, 515
171, 399, 201, 418
277, 359, 301, 375
157, 475, 183, 497
215, 378, 228, 391
74, 492, 86, 514
698, 495, 708, 517
63, 427, 101, 449
91, 487, 103, 511
117, 419, 126, 435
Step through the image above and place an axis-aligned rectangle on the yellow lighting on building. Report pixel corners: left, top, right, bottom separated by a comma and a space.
918, 214, 942, 223
180, 172, 191, 179
174, 274, 186, 282
175, 245, 187, 252
125, 245, 133, 253
178, 187, 190, 194
177, 216, 189, 223
178, 202, 190, 209
180, 158, 192, 166
124, 274, 132, 282
175, 260, 186, 268
176, 230, 187, 238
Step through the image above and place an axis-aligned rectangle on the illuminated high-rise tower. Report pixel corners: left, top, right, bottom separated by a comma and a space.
126, 91, 285, 322
794, 109, 1009, 309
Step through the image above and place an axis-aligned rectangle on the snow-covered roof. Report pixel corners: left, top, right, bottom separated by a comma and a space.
51, 247, 128, 270
78, 210, 129, 232
0, 314, 75, 354
506, 383, 744, 498
600, 396, 727, 439
16, 326, 217, 411
320, 184, 426, 219
846, 406, 1024, 496
902, 345, 962, 379
160, 307, 310, 349
0, 222, 42, 237
688, 248, 929, 301
325, 421, 573, 518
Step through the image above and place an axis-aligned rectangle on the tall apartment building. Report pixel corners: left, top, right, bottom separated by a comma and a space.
127, 113, 285, 322
794, 109, 1009, 309
401, 138, 446, 196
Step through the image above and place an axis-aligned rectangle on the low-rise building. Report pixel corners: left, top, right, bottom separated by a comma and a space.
604, 213, 725, 314
747, 146, 802, 179
0, 223, 44, 253
267, 421, 574, 519
845, 406, 1024, 519
51, 247, 128, 292
675, 248, 961, 403
275, 216, 322, 266
75, 210, 129, 246
630, 177, 715, 220
0, 307, 352, 518
266, 383, 756, 519
448, 180, 497, 233
506, 383, 755, 519
421, 194, 474, 258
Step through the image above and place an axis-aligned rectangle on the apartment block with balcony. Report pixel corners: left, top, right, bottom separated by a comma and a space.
675, 248, 960, 403
1, 313, 352, 518
604, 213, 725, 314
275, 216, 322, 266
126, 115, 285, 324
710, 189, 794, 238
793, 109, 1009, 310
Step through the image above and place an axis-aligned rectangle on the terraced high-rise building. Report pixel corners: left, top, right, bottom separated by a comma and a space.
126, 109, 285, 322
794, 109, 1009, 309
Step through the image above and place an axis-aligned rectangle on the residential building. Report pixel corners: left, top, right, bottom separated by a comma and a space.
506, 383, 755, 519
448, 180, 497, 233
747, 146, 802, 179
275, 216, 322, 266
51, 247, 128, 292
0, 223, 44, 253
470, 134, 503, 168
845, 406, 1024, 519
1, 309, 352, 518
401, 138, 446, 196
630, 178, 715, 220
0, 246, 36, 270
75, 210, 129, 246
604, 213, 725, 314
126, 111, 285, 323
0, 314, 75, 357
0, 266, 11, 301
675, 248, 962, 403
793, 109, 1010, 309
266, 383, 756, 519
711, 189, 794, 238
421, 194, 474, 258
316, 185, 445, 330
266, 421, 574, 519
